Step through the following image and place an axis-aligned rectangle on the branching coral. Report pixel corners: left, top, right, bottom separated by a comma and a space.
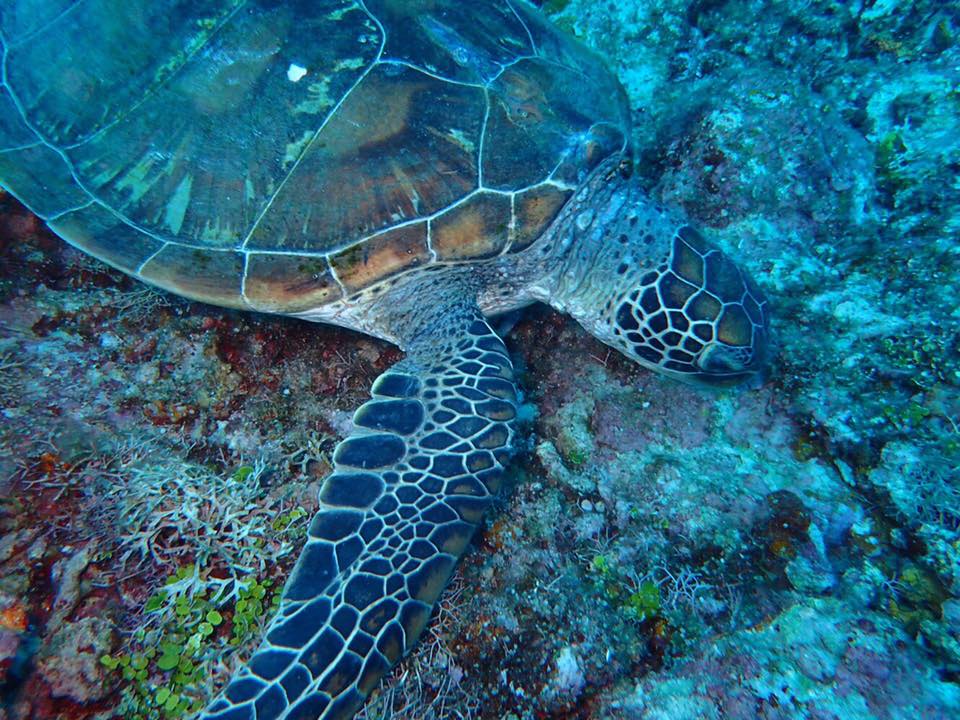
869, 441, 960, 535
103, 286, 174, 322
67, 438, 306, 584
11, 434, 314, 716
84, 440, 311, 719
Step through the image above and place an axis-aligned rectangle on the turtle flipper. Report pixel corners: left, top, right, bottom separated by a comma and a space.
203, 308, 516, 720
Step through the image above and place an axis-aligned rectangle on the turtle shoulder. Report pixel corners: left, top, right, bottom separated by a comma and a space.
0, 0, 629, 312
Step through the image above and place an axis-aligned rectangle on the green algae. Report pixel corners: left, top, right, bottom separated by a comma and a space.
626, 581, 662, 622
100, 565, 281, 720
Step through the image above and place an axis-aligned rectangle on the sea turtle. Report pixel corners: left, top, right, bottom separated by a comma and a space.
0, 0, 768, 718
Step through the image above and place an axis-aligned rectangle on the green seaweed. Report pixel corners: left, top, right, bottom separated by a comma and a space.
625, 581, 662, 621
875, 131, 911, 205
588, 554, 663, 623
565, 448, 589, 467
99, 529, 295, 719
231, 464, 255, 482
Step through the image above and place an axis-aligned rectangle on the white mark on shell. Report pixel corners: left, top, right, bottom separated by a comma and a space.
287, 63, 308, 82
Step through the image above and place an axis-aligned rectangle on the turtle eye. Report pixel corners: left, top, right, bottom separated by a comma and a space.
611, 227, 769, 383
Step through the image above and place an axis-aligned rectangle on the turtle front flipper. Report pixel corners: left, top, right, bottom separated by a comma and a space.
203, 306, 516, 720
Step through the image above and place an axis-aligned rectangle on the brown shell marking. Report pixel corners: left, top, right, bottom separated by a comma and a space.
510, 184, 573, 253
140, 245, 246, 310
717, 306, 753, 346
672, 236, 706, 285
432, 192, 511, 261
55, 2, 379, 250
329, 222, 431, 294
244, 64, 484, 254
244, 253, 343, 313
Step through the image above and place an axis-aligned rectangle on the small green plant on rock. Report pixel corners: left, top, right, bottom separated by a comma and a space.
565, 448, 589, 467
271, 506, 308, 537
625, 581, 662, 621
101, 564, 282, 719
587, 551, 664, 622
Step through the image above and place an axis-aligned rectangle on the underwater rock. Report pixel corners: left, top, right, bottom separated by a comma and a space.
35, 615, 117, 704
0, 630, 19, 686
785, 553, 835, 595
46, 547, 91, 634
921, 603, 960, 673
866, 441, 960, 595
0, 530, 37, 566
544, 645, 587, 703
928, 599, 960, 668
0, 593, 25, 687
535, 440, 597, 496
606, 597, 960, 719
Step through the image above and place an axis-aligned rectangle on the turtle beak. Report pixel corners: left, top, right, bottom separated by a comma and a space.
695, 331, 768, 384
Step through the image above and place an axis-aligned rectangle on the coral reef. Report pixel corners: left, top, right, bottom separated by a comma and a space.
606, 598, 960, 720
1, 0, 958, 718
0, 190, 378, 718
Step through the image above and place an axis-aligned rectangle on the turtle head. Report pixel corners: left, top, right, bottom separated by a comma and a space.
605, 225, 768, 384
558, 211, 769, 384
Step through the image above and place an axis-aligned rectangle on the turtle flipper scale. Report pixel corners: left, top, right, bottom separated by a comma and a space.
202, 307, 516, 720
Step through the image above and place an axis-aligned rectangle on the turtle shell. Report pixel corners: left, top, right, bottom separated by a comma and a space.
0, 0, 629, 313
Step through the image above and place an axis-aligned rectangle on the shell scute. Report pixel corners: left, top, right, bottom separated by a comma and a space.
245, 63, 485, 254
0, 143, 90, 218
483, 58, 626, 190
140, 245, 246, 309
510, 184, 573, 253
432, 192, 511, 261
0, 0, 76, 40
63, 1, 379, 248
48, 203, 163, 274
365, 0, 533, 83
245, 254, 343, 313
513, 0, 618, 84
329, 223, 431, 294
0, 88, 36, 150
6, 0, 243, 147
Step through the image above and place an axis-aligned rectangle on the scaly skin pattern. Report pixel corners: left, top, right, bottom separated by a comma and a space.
542, 167, 769, 383
203, 302, 516, 720
343, 162, 769, 383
